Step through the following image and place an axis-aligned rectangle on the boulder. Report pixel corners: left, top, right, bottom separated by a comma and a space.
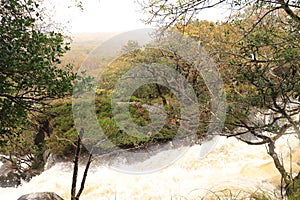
17, 192, 64, 200
0, 171, 21, 187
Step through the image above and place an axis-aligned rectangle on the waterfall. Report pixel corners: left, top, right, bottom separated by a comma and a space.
1, 135, 299, 199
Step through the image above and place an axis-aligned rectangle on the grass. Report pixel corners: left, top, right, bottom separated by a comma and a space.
168, 188, 279, 200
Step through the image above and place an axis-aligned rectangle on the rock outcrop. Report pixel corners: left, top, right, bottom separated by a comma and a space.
17, 192, 64, 200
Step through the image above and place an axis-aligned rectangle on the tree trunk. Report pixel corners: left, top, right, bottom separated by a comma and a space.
266, 138, 291, 190
71, 128, 92, 200
71, 132, 81, 200
156, 84, 167, 106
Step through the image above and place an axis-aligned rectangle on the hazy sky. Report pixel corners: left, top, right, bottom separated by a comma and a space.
49, 0, 230, 33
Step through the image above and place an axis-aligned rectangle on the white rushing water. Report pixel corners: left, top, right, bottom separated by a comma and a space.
1, 135, 300, 200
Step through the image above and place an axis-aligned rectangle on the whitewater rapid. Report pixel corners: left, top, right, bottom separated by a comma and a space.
1, 135, 299, 199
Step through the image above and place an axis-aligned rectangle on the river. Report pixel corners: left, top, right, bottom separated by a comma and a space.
0, 135, 299, 200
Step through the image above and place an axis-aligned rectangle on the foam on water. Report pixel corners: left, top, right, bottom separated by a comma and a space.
1, 136, 299, 199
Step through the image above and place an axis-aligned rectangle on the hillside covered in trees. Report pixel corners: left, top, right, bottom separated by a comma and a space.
0, 0, 300, 199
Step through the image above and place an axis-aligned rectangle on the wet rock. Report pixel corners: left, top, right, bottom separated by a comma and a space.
0, 158, 21, 187
17, 192, 64, 200
0, 171, 21, 187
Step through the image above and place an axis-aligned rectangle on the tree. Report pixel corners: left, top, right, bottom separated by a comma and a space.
139, 0, 300, 27
0, 0, 76, 179
140, 0, 300, 197
224, 9, 300, 196
121, 40, 141, 54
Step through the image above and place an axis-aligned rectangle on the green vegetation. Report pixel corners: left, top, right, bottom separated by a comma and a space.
93, 46, 211, 148
0, 0, 300, 199
0, 0, 76, 177
42, 100, 78, 156
141, 0, 300, 198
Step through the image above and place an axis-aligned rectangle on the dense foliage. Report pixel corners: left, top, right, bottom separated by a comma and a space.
0, 0, 76, 177
140, 0, 300, 197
